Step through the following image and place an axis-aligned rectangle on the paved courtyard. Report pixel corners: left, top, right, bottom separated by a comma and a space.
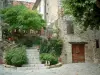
0, 63, 100, 75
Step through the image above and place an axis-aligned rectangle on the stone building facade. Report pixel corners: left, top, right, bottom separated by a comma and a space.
58, 0, 100, 64
36, 0, 59, 38
37, 0, 58, 25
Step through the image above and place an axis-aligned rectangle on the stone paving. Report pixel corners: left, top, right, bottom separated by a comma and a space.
0, 63, 100, 75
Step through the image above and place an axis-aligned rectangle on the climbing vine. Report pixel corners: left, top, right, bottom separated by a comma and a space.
62, 0, 100, 30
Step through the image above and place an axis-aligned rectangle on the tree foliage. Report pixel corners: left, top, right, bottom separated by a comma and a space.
0, 5, 46, 42
62, 0, 100, 30
40, 38, 63, 57
0, 5, 46, 31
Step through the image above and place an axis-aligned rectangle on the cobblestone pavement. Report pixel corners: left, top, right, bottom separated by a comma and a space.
0, 63, 100, 75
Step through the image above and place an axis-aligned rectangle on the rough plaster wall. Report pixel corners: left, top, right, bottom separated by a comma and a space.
62, 36, 72, 64
46, 0, 58, 24
74, 25, 100, 63
59, 14, 100, 64
58, 16, 73, 64
58, 17, 66, 64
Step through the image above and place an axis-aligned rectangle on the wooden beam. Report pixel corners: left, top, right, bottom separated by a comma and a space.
69, 42, 88, 44
32, 0, 41, 10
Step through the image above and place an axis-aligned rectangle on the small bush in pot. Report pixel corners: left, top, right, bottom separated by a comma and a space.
40, 53, 58, 65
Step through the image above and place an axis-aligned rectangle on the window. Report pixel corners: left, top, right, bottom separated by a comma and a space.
66, 20, 74, 34
96, 39, 99, 48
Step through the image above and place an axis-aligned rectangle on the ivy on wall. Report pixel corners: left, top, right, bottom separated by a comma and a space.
62, 0, 100, 30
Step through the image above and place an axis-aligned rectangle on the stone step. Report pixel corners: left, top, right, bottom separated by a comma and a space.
27, 56, 39, 57
26, 49, 39, 51
28, 60, 41, 63
28, 59, 40, 61
26, 53, 39, 56
27, 56, 40, 58
27, 54, 39, 56
27, 58, 40, 60
27, 59, 40, 61
23, 64, 44, 67
26, 51, 39, 53
28, 57, 40, 59
27, 47, 38, 49
28, 58, 40, 59
27, 57, 40, 59
17, 67, 46, 71
27, 55, 39, 57
28, 61, 41, 64
27, 57, 39, 59
27, 60, 40, 62
28, 63, 41, 64
26, 53, 39, 55
28, 61, 41, 63
27, 53, 39, 55
26, 47, 41, 65
26, 50, 39, 52
26, 52, 39, 54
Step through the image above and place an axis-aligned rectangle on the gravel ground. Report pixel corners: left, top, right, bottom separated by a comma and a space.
0, 63, 100, 75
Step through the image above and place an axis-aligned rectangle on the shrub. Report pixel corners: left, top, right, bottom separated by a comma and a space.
40, 39, 49, 53
40, 38, 63, 57
5, 46, 27, 67
32, 36, 42, 45
17, 36, 42, 47
23, 39, 33, 47
50, 38, 63, 56
40, 53, 58, 65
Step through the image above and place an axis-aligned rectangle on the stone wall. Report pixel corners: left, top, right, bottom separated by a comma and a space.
45, 0, 58, 25
58, 15, 100, 64
75, 28, 100, 63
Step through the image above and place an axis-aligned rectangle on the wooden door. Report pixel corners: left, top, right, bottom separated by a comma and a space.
72, 44, 85, 63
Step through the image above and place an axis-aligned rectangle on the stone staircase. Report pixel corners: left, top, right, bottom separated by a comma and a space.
3, 47, 47, 72
26, 48, 41, 64
17, 47, 46, 71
